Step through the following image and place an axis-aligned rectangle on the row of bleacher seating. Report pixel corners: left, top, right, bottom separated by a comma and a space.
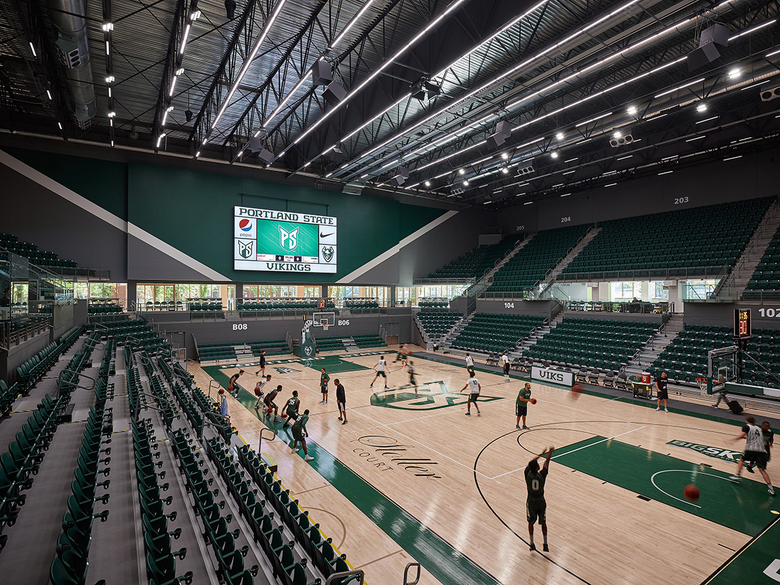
190, 302, 225, 319
487, 224, 590, 293
197, 339, 289, 363
0, 392, 67, 553
350, 335, 386, 349
90, 319, 172, 355
429, 234, 523, 280
14, 326, 82, 393
562, 197, 770, 278
344, 299, 379, 312
649, 325, 780, 386
417, 300, 449, 309
0, 232, 92, 275
524, 318, 657, 372
744, 222, 780, 298
312, 334, 388, 353
452, 314, 546, 353
235, 444, 354, 583
417, 311, 461, 340
88, 303, 123, 316
50, 379, 112, 585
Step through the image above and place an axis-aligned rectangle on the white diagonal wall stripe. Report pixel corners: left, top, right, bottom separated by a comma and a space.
337, 210, 459, 283
0, 149, 229, 281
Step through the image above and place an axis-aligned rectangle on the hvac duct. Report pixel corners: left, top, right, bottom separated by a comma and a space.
47, 0, 96, 127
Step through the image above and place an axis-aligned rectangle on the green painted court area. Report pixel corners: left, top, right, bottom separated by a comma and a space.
306, 355, 370, 373
554, 437, 778, 536
704, 516, 780, 584
370, 382, 503, 411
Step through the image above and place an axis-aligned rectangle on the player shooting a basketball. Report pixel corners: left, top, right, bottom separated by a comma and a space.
526, 446, 554, 552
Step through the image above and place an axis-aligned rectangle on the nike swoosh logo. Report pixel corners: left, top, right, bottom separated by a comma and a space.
320, 232, 334, 238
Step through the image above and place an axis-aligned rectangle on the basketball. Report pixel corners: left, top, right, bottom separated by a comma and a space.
530, 398, 537, 405
684, 485, 700, 502
569, 383, 583, 401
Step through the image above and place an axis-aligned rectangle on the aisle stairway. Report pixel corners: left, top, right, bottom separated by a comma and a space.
624, 314, 684, 378
537, 226, 601, 296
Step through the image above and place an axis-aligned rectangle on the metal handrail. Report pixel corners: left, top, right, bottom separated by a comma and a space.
325, 569, 364, 584
403, 563, 421, 585
58, 368, 96, 393
258, 428, 276, 454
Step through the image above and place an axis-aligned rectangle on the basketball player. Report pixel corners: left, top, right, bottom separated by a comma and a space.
290, 409, 314, 461
335, 379, 347, 424
320, 368, 330, 404
255, 350, 267, 377
460, 370, 481, 416
526, 446, 555, 552
282, 390, 300, 428
394, 345, 408, 368
408, 360, 418, 396
253, 375, 271, 410
730, 415, 775, 495
516, 382, 531, 429
656, 371, 669, 412
465, 352, 475, 374
747, 421, 774, 473
263, 385, 283, 423
227, 369, 244, 395
501, 352, 510, 379
370, 356, 389, 389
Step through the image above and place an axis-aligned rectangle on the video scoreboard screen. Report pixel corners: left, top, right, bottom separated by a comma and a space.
234, 206, 337, 273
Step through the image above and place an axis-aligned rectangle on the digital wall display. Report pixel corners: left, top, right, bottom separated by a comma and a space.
234, 206, 337, 273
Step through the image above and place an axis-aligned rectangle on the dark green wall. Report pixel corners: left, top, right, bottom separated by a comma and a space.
6, 147, 446, 283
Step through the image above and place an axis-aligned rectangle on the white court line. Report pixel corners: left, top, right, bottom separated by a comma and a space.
650, 469, 737, 509
351, 408, 493, 478
487, 425, 646, 480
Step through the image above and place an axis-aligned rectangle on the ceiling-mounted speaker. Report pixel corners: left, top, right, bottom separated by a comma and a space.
495, 121, 511, 138
486, 134, 505, 150
397, 166, 409, 179
249, 136, 263, 152
390, 174, 406, 187
409, 79, 426, 100
256, 148, 274, 165
312, 59, 333, 86
424, 81, 441, 97
687, 42, 721, 72
700, 23, 730, 47
323, 82, 346, 105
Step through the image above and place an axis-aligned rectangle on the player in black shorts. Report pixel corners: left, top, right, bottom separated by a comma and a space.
656, 371, 668, 412
408, 360, 418, 396
263, 385, 283, 423
525, 446, 554, 551
255, 350, 267, 377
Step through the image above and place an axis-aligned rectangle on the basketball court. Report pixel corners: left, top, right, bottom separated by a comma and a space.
188, 345, 780, 585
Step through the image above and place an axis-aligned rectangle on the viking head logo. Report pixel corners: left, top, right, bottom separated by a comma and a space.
322, 246, 334, 263
279, 226, 299, 252
238, 239, 254, 259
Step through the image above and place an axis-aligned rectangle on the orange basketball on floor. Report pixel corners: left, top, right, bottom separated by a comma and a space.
569, 384, 583, 401
530, 398, 537, 405
684, 485, 700, 502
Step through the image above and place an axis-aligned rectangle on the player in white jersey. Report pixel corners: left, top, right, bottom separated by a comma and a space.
501, 352, 510, 379
253, 375, 271, 410
460, 370, 481, 416
465, 353, 474, 374
370, 356, 389, 389
730, 415, 775, 495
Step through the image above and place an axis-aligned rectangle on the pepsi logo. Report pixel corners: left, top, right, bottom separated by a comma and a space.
239, 219, 252, 231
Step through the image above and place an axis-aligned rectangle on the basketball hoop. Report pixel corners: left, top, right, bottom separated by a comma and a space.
695, 377, 708, 392
322, 322, 329, 332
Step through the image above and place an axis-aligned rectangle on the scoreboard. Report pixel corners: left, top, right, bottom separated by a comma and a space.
234, 206, 337, 273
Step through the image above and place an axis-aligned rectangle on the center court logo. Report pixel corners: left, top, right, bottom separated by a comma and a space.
370, 381, 501, 411
279, 226, 298, 252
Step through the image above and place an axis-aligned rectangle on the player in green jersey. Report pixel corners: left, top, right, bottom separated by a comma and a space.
516, 383, 532, 429
320, 368, 330, 404
290, 409, 314, 461
525, 446, 554, 552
